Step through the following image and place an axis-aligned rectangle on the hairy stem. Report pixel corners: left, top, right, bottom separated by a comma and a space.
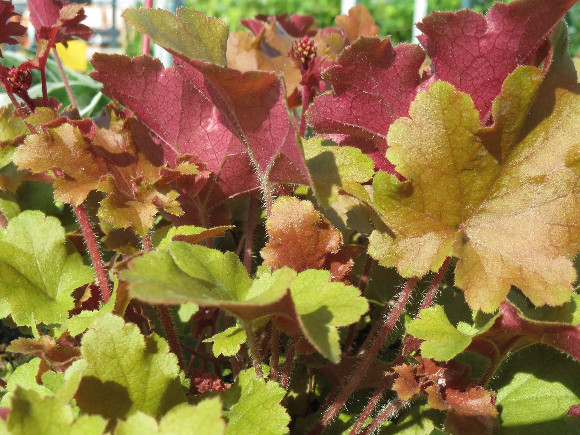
343, 255, 373, 355
157, 305, 185, 371
361, 399, 406, 435
299, 83, 313, 137
280, 336, 298, 389
420, 257, 451, 310
270, 324, 280, 381
309, 278, 417, 433
52, 48, 78, 111
244, 195, 257, 273
72, 203, 111, 303
350, 373, 396, 434
40, 68, 48, 103
244, 321, 263, 377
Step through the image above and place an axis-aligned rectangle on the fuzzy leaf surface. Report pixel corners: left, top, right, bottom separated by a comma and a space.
417, 0, 577, 120
303, 137, 374, 208
75, 313, 186, 419
369, 79, 580, 312
115, 399, 226, 434
222, 368, 289, 435
0, 211, 94, 326
306, 37, 425, 171
123, 7, 228, 66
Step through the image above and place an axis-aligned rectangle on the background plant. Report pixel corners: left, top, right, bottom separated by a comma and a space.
0, 0, 579, 434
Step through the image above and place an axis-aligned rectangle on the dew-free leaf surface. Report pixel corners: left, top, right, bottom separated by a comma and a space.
0, 211, 94, 326
369, 77, 580, 312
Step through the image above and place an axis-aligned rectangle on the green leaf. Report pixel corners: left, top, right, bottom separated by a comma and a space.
222, 368, 289, 435
489, 345, 580, 434
290, 269, 369, 362
204, 325, 247, 357
380, 403, 445, 434
75, 313, 186, 419
369, 78, 580, 312
123, 8, 228, 66
115, 399, 226, 434
408, 305, 496, 361
0, 359, 52, 407
7, 387, 107, 435
0, 211, 94, 326
303, 137, 375, 208
123, 243, 368, 362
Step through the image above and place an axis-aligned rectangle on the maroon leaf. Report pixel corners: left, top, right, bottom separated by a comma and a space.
307, 37, 426, 171
416, 0, 577, 121
91, 54, 311, 223
242, 13, 316, 38
29, 0, 93, 44
468, 301, 580, 362
0, 0, 26, 55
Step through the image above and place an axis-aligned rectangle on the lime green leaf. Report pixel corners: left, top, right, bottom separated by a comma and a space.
75, 313, 186, 419
0, 211, 94, 326
7, 387, 107, 435
0, 192, 20, 221
0, 359, 51, 407
290, 269, 369, 362
489, 345, 580, 433
303, 138, 374, 208
222, 368, 289, 435
380, 404, 445, 434
116, 399, 226, 434
204, 325, 246, 357
123, 8, 228, 66
370, 78, 580, 312
123, 243, 368, 362
408, 305, 497, 361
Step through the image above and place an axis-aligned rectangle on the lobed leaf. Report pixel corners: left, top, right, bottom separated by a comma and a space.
6, 387, 107, 435
115, 399, 226, 434
222, 368, 289, 435
0, 211, 94, 326
75, 313, 186, 419
123, 8, 228, 66
369, 78, 580, 312
122, 242, 368, 362
306, 37, 425, 171
417, 0, 578, 121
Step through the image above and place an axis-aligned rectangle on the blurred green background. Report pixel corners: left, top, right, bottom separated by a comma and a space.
182, 0, 580, 53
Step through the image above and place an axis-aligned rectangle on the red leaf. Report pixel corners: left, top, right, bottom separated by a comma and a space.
91, 54, 311, 224
0, 1, 26, 55
416, 0, 577, 121
468, 301, 580, 362
29, 0, 93, 44
307, 37, 426, 171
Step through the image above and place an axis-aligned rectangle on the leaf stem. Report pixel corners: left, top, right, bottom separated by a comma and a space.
343, 255, 373, 356
244, 195, 257, 273
280, 335, 298, 389
361, 399, 406, 434
299, 83, 314, 137
243, 321, 263, 377
269, 323, 280, 381
52, 48, 78, 111
309, 277, 417, 433
420, 257, 451, 310
72, 203, 111, 303
141, 0, 154, 55
350, 373, 396, 434
157, 305, 185, 371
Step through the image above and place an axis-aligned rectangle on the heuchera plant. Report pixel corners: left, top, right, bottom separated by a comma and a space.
0, 0, 579, 433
